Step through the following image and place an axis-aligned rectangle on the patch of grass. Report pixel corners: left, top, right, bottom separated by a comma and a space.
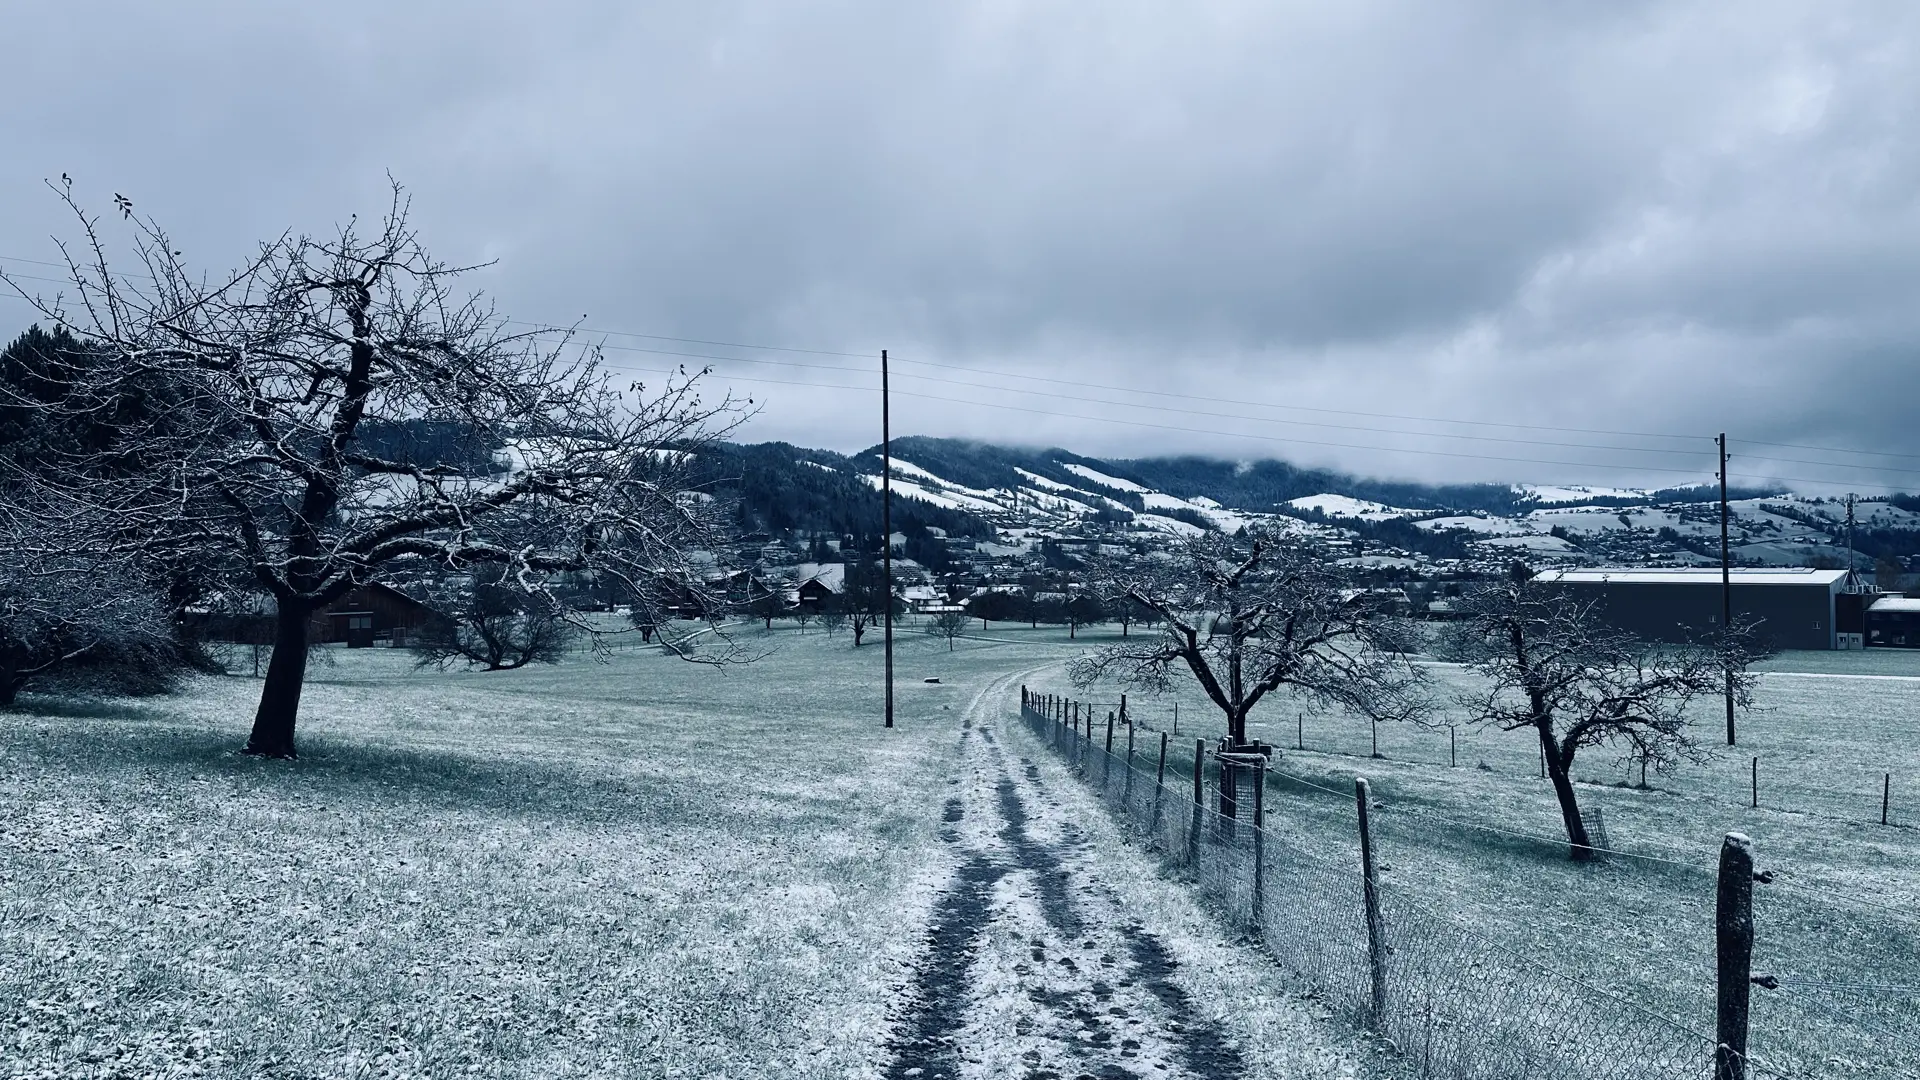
0, 628, 1078, 1079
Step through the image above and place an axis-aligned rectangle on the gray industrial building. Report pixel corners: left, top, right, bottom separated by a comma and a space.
1867, 596, 1920, 649
1533, 567, 1860, 651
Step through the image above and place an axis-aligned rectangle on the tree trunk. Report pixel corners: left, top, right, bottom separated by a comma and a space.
1539, 723, 1595, 861
853, 620, 866, 647
245, 602, 311, 758
0, 672, 19, 708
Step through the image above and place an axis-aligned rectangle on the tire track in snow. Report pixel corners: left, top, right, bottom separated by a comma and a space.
882, 667, 1244, 1080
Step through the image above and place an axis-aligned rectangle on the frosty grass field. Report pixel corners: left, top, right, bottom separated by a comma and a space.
2, 621, 1917, 1078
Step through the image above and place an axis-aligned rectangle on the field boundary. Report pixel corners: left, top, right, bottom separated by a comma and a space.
1014, 689, 1920, 1080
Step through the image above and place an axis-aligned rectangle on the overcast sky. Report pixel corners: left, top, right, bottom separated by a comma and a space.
4, 2, 1918, 493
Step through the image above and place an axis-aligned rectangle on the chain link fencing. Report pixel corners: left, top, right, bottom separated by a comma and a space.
1019, 692, 1915, 1079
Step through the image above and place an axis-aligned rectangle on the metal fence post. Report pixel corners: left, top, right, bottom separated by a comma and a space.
1355, 776, 1387, 1028
1106, 711, 1115, 754
1716, 832, 1759, 1080
1751, 757, 1758, 809
1883, 773, 1891, 826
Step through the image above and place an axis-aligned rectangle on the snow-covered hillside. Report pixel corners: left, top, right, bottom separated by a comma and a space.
731, 436, 1918, 572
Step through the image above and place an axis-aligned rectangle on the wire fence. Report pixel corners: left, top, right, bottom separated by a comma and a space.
1018, 691, 1919, 1080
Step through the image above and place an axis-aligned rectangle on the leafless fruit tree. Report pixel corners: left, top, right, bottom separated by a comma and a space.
1071, 531, 1427, 749
410, 570, 577, 671
5, 181, 745, 757
924, 608, 969, 651
1440, 566, 1766, 860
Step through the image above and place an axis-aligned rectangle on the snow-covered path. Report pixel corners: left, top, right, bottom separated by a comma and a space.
881, 669, 1249, 1080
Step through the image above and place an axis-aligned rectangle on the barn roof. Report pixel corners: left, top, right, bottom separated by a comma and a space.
1536, 567, 1850, 588
1869, 596, 1920, 613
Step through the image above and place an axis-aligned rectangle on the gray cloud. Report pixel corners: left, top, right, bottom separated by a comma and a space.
4, 1, 1918, 492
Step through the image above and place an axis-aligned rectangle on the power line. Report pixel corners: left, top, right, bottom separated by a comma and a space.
603, 356, 1917, 493
9, 252, 1919, 484
579, 338, 1726, 460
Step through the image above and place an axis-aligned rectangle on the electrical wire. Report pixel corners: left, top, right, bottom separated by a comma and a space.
10, 252, 1920, 486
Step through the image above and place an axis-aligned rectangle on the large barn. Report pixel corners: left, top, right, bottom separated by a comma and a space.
1533, 567, 1861, 651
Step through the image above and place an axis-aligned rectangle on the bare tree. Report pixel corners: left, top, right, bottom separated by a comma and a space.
1071, 531, 1425, 750
819, 605, 848, 636
924, 608, 970, 651
1441, 566, 1766, 860
5, 181, 744, 757
842, 558, 893, 647
410, 571, 576, 671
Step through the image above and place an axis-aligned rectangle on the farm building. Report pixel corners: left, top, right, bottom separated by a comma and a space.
1533, 567, 1861, 651
311, 584, 449, 647
1867, 596, 1920, 649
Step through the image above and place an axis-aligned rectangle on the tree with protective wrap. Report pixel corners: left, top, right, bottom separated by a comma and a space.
5, 181, 742, 757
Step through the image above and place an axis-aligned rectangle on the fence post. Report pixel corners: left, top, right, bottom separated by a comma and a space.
1885, 773, 1892, 826
1715, 833, 1759, 1080
1297, 711, 1304, 752
1173, 700, 1179, 735
1449, 726, 1456, 768
1157, 732, 1169, 788
1355, 776, 1387, 1028
1106, 711, 1115, 754
1120, 693, 1128, 729
1187, 739, 1206, 866
1751, 757, 1758, 809
1252, 761, 1266, 927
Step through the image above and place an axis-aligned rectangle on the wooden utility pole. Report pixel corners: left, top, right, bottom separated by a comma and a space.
1718, 433, 1735, 746
882, 350, 895, 730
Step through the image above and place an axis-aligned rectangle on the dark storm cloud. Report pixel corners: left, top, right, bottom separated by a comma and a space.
4, 1, 1918, 491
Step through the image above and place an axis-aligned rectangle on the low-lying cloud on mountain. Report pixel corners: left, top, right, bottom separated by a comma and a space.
5, 3, 1919, 492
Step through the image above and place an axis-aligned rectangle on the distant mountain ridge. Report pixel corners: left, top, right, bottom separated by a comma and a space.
700, 435, 1920, 569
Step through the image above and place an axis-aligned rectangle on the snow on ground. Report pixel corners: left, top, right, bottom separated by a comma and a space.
802, 460, 838, 473
1132, 514, 1209, 537
1139, 491, 1253, 532
1284, 494, 1422, 521
1515, 483, 1659, 504
1013, 468, 1093, 498
1057, 462, 1149, 494
1473, 533, 1579, 553
862, 473, 1008, 516
1416, 514, 1539, 536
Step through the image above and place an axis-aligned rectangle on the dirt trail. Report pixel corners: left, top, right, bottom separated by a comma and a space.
883, 672, 1246, 1080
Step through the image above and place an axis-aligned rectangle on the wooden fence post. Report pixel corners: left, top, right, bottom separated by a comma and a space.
1715, 832, 1759, 1080
1355, 776, 1387, 1028
1157, 732, 1169, 788
1252, 761, 1266, 926
1187, 739, 1205, 866
1106, 711, 1115, 754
